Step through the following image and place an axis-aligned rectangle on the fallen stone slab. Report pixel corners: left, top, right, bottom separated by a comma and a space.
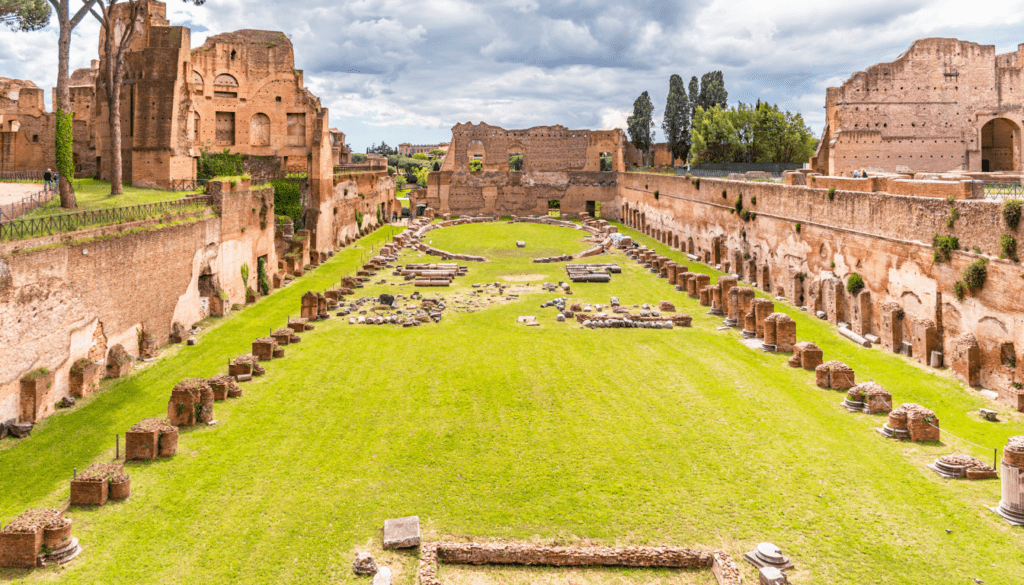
383, 516, 421, 549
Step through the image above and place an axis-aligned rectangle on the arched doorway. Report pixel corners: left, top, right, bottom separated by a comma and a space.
981, 118, 1019, 172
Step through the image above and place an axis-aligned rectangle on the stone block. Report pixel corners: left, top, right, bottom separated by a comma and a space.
752, 299, 775, 338
851, 289, 871, 336
0, 527, 42, 569
383, 516, 421, 549
878, 303, 903, 352
823, 277, 843, 324
252, 338, 277, 361
69, 361, 101, 398
70, 478, 108, 506
793, 342, 823, 370
20, 371, 56, 424
998, 385, 1024, 412
815, 360, 855, 390
125, 429, 159, 461
911, 319, 939, 367
717, 276, 737, 316
950, 333, 981, 386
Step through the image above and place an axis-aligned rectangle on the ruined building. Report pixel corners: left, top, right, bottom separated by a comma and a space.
416, 122, 624, 217
1, 0, 349, 188
812, 38, 1024, 176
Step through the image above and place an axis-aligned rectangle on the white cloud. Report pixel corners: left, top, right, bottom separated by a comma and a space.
5, 0, 1024, 148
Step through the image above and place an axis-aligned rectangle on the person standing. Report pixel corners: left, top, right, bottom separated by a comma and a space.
43, 168, 53, 192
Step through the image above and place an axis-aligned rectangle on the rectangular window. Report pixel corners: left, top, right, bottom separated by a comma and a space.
215, 111, 235, 145
599, 152, 613, 171
287, 113, 306, 146
509, 152, 523, 171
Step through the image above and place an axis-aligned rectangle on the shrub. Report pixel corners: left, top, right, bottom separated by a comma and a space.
1002, 234, 1018, 260
795, 223, 801, 234
846, 273, 865, 295
692, 177, 701, 189
740, 209, 751, 222
932, 234, 960, 263
750, 195, 756, 205
830, 261, 836, 269
271, 179, 302, 227
197, 147, 244, 179
355, 210, 363, 226
945, 205, 960, 228
722, 189, 727, 199
71, 358, 93, 374
734, 193, 743, 213
23, 367, 51, 381
827, 187, 835, 201
750, 212, 757, 220
962, 258, 988, 289
1003, 199, 1022, 229
953, 280, 967, 301
654, 190, 660, 200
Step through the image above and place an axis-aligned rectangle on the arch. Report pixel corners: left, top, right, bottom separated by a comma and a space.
193, 111, 201, 142
981, 117, 1019, 172
250, 113, 270, 146
215, 73, 239, 87
674, 234, 679, 249
193, 71, 204, 86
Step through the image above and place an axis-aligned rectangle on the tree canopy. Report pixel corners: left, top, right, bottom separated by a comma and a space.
1, 0, 50, 31
626, 91, 655, 165
661, 74, 690, 166
690, 101, 817, 164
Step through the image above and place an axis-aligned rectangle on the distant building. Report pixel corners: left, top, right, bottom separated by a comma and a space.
398, 142, 449, 157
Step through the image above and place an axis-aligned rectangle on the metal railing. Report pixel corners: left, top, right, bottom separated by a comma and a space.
983, 182, 1024, 199
0, 170, 46, 182
169, 178, 208, 192
0, 196, 213, 241
0, 190, 57, 222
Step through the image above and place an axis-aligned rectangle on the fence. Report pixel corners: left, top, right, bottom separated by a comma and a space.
982, 182, 1024, 199
677, 168, 785, 179
169, 178, 208, 192
0, 196, 213, 241
0, 190, 56, 222
0, 170, 45, 182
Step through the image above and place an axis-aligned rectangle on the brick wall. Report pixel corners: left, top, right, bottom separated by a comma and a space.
0, 183, 274, 422
619, 173, 1023, 391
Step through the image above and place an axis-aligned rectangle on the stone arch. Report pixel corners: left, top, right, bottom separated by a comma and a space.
193, 71, 204, 86
674, 233, 679, 249
980, 117, 1020, 172
215, 73, 239, 87
250, 113, 271, 146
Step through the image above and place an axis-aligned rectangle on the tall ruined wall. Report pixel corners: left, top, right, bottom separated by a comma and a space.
816, 38, 1024, 175
619, 173, 1023, 391
190, 29, 321, 173
0, 183, 275, 422
420, 170, 618, 218
441, 122, 624, 173
0, 80, 54, 173
306, 170, 397, 251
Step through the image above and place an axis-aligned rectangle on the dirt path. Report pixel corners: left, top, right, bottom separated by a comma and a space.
0, 183, 46, 207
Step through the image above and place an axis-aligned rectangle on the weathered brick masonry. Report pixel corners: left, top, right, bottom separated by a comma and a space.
0, 183, 274, 422
620, 173, 1024, 393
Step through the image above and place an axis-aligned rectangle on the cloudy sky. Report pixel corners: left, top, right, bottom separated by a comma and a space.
3, 0, 1024, 152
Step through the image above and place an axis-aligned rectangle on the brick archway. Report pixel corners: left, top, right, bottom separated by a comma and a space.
981, 117, 1020, 172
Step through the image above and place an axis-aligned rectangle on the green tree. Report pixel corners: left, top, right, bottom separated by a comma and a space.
432, 161, 440, 171
627, 91, 655, 166
1, 0, 50, 30
412, 152, 428, 160
661, 74, 690, 166
690, 105, 739, 164
699, 71, 728, 110
687, 76, 700, 122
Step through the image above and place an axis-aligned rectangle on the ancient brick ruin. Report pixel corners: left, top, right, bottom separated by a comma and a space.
0, 0, 351, 189
811, 38, 1024, 176
416, 122, 623, 218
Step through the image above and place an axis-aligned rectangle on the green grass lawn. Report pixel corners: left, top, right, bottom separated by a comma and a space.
27, 179, 198, 216
2, 222, 1024, 584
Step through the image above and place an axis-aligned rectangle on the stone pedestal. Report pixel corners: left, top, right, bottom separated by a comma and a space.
879, 302, 904, 353
20, 371, 56, 424
752, 299, 775, 338
950, 333, 981, 386
912, 319, 939, 366
994, 437, 1024, 524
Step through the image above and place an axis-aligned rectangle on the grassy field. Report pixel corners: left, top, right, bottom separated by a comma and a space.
1, 221, 1023, 584
28, 179, 198, 216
